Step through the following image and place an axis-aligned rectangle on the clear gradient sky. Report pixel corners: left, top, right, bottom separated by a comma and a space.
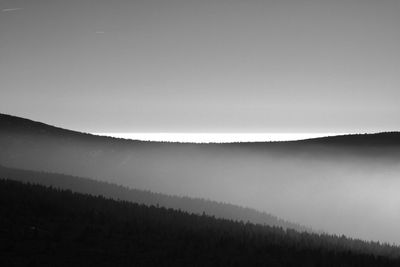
1, 0, 399, 133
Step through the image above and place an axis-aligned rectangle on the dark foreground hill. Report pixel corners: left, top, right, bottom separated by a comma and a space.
1, 179, 400, 267
0, 165, 308, 231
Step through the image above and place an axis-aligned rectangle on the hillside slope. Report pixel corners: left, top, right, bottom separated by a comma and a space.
0, 165, 308, 232
1, 179, 400, 267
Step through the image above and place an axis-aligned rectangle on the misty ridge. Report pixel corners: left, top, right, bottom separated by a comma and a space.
1, 113, 400, 246
0, 165, 308, 232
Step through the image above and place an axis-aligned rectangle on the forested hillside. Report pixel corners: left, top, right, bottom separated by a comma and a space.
0, 165, 308, 231
1, 179, 400, 267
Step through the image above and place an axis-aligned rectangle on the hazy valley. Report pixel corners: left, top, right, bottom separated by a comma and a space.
1, 114, 400, 245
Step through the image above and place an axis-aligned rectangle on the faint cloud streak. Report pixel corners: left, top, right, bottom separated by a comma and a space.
2, 8, 23, 12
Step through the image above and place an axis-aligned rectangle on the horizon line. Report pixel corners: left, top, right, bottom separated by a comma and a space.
93, 132, 349, 143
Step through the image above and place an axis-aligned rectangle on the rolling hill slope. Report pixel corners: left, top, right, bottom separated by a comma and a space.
0, 165, 308, 232
1, 179, 400, 267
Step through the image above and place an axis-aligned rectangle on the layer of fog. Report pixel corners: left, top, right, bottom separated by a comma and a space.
1, 132, 400, 244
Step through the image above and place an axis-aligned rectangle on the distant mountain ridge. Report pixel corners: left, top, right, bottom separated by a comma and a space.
1, 113, 400, 145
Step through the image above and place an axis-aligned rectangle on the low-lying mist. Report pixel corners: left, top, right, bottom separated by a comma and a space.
112, 145, 400, 245
1, 122, 400, 244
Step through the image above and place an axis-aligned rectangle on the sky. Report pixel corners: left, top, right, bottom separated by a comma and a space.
1, 0, 400, 134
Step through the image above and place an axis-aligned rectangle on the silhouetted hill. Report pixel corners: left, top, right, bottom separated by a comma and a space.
0, 165, 309, 232
1, 179, 400, 267
1, 113, 400, 146
302, 132, 400, 147
0, 113, 101, 140
1, 113, 400, 244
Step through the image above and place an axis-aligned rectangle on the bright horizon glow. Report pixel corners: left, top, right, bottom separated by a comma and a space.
93, 133, 346, 143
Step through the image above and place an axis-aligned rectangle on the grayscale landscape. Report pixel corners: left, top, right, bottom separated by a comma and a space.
1, 114, 400, 244
1, 0, 400, 266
